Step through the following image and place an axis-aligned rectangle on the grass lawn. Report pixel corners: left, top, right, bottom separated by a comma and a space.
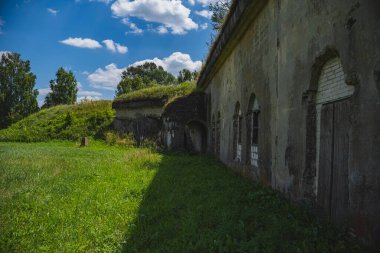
0, 142, 363, 252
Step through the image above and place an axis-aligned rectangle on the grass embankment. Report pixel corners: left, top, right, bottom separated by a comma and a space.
114, 82, 196, 104
0, 142, 364, 252
0, 100, 114, 142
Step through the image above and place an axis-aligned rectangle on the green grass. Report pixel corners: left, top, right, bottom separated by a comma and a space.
114, 82, 196, 103
0, 100, 114, 142
0, 142, 364, 252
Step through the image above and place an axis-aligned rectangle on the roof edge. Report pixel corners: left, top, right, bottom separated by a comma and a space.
197, 0, 268, 89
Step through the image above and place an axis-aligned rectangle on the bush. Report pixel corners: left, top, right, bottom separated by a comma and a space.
104, 131, 136, 147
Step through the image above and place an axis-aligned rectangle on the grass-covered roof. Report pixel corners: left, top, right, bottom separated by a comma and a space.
113, 82, 196, 104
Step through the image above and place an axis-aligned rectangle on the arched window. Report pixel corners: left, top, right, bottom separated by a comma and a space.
247, 94, 260, 167
233, 102, 242, 161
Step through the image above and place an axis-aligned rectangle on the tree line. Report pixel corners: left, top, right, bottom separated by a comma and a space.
0, 53, 198, 129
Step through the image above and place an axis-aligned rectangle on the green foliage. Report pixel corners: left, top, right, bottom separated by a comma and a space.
0, 100, 114, 142
0, 52, 39, 129
104, 131, 135, 147
177, 69, 199, 83
116, 62, 176, 96
115, 82, 196, 103
43, 67, 78, 108
0, 142, 365, 252
209, 0, 232, 31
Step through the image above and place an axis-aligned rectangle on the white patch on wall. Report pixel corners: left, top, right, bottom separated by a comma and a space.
315, 57, 354, 195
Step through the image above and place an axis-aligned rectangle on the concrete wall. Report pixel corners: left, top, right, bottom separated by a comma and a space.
113, 106, 164, 143
202, 0, 380, 245
162, 92, 207, 152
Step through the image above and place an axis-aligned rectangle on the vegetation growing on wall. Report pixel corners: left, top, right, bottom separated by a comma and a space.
114, 82, 196, 103
0, 100, 114, 142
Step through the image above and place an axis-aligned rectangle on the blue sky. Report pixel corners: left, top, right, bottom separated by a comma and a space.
0, 0, 216, 105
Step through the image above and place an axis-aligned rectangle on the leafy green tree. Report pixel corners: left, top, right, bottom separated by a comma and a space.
116, 62, 176, 96
43, 67, 78, 108
209, 0, 232, 31
0, 52, 39, 128
116, 76, 144, 96
177, 69, 199, 83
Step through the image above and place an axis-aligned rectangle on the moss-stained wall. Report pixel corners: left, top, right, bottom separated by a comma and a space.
201, 0, 380, 246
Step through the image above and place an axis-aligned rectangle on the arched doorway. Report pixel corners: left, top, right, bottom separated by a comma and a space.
185, 120, 207, 153
314, 56, 354, 223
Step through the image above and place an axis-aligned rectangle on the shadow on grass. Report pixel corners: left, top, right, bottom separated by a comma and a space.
121, 153, 363, 253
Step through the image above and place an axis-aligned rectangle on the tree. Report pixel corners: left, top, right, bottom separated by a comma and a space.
43, 67, 78, 108
116, 76, 144, 96
209, 0, 232, 31
0, 52, 39, 128
116, 62, 176, 96
177, 69, 199, 83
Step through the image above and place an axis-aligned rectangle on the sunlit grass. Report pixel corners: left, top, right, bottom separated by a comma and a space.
0, 141, 364, 252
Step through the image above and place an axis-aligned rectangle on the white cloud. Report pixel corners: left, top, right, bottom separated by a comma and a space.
78, 96, 101, 102
76, 0, 112, 4
156, 25, 168, 34
0, 51, 10, 58
102, 39, 128, 54
200, 23, 208, 30
195, 9, 212, 19
47, 8, 59, 15
121, 18, 143, 34
111, 0, 198, 34
87, 63, 125, 90
189, 0, 218, 6
78, 90, 102, 96
38, 88, 51, 95
131, 52, 202, 76
60, 37, 102, 49
87, 52, 201, 90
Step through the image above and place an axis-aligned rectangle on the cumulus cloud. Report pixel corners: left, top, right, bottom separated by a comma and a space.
102, 39, 128, 54
157, 25, 168, 34
131, 52, 202, 76
87, 52, 201, 90
76, 0, 112, 4
78, 96, 101, 102
111, 0, 198, 34
200, 23, 208, 30
78, 90, 102, 96
47, 8, 59, 15
195, 9, 212, 19
121, 18, 143, 34
60, 37, 102, 49
87, 63, 125, 90
188, 0, 218, 6
38, 88, 51, 95
0, 51, 11, 58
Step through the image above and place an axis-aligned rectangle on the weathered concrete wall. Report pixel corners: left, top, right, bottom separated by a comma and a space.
162, 92, 207, 152
115, 106, 163, 120
200, 0, 380, 246
112, 98, 166, 143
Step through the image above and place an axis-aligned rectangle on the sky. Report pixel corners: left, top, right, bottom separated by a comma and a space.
0, 0, 217, 105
